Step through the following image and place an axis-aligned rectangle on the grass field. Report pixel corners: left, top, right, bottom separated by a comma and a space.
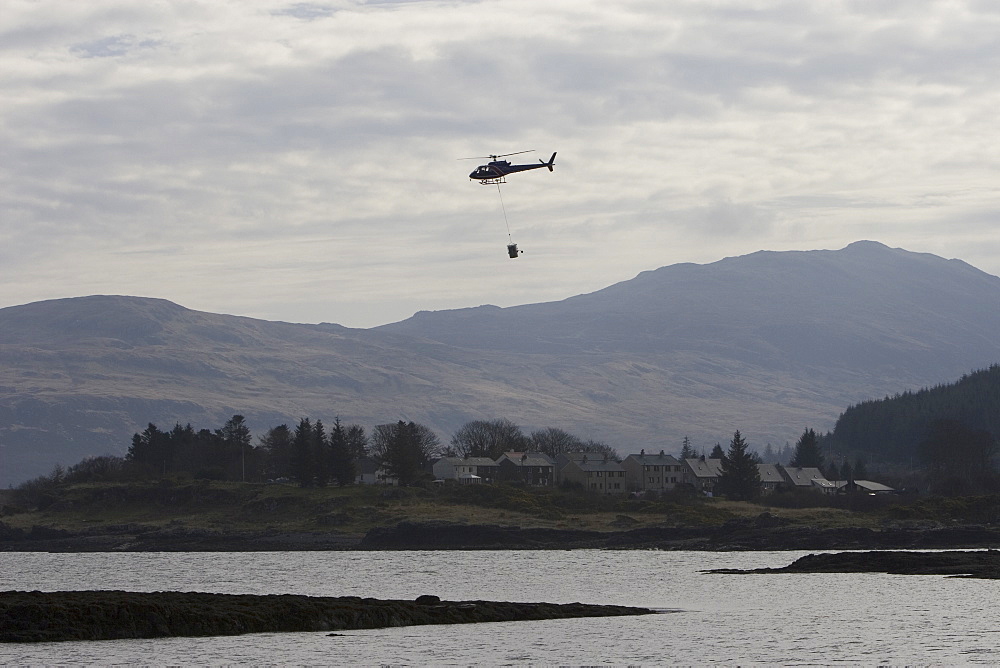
0, 479, 935, 539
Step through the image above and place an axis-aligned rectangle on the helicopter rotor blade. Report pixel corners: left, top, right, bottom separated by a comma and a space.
493, 150, 534, 158
457, 150, 535, 160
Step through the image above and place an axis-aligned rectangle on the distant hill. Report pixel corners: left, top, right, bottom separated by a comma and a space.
3, 241, 1000, 487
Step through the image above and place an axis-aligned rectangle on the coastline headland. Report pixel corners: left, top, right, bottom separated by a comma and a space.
705, 549, 1000, 579
0, 590, 657, 643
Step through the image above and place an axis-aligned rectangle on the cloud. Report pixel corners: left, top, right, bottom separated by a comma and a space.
3, 0, 1000, 327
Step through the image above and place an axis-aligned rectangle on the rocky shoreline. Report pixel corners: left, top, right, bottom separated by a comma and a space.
706, 549, 1000, 579
0, 590, 656, 643
4, 517, 1000, 552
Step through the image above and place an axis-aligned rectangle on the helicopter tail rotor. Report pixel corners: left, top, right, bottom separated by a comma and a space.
541, 152, 557, 172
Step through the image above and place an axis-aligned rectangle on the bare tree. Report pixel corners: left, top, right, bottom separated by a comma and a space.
450, 418, 528, 459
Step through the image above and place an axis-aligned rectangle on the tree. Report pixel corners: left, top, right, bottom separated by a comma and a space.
853, 456, 868, 480
716, 430, 761, 501
680, 436, 695, 460
530, 427, 584, 457
580, 439, 618, 459
345, 424, 368, 460
329, 418, 357, 486
312, 419, 330, 487
292, 418, 314, 487
709, 443, 725, 459
919, 418, 999, 495
217, 415, 253, 481
371, 421, 441, 486
127, 423, 171, 476
259, 424, 293, 480
790, 428, 824, 469
450, 418, 528, 459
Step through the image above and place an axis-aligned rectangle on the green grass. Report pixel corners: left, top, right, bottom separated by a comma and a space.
2, 480, 984, 537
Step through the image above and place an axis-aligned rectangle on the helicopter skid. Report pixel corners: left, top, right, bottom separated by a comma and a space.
477, 177, 507, 185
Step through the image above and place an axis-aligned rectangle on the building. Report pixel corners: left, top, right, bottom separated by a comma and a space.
682, 457, 723, 495
621, 450, 683, 493
779, 466, 837, 494
554, 451, 603, 485
432, 457, 500, 484
355, 456, 398, 486
834, 479, 895, 495
757, 463, 785, 494
496, 452, 555, 486
560, 454, 627, 494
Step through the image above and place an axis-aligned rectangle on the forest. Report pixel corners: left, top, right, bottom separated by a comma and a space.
822, 364, 1000, 494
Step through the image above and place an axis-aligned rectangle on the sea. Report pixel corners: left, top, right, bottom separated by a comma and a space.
1, 549, 997, 666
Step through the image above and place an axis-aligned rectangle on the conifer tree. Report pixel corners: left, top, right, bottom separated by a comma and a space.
716, 430, 761, 501
790, 428, 824, 469
853, 456, 868, 480
293, 418, 314, 487
259, 424, 293, 480
680, 436, 695, 459
313, 419, 329, 487
329, 417, 357, 486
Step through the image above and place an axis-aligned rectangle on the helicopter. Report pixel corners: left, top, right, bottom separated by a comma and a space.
466, 150, 556, 184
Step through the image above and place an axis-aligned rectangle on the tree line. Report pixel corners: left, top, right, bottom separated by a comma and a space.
121, 416, 620, 487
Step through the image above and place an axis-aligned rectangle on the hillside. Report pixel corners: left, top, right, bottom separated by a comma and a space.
828, 364, 1000, 461
3, 241, 1000, 486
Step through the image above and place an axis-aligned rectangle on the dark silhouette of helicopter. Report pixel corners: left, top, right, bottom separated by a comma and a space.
466, 150, 556, 184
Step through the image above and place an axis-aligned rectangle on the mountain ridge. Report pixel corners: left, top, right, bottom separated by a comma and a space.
2, 241, 999, 486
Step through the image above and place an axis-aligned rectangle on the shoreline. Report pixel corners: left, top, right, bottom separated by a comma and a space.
0, 590, 657, 643
4, 520, 1000, 552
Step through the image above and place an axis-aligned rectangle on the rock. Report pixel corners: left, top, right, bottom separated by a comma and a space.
415, 595, 440, 605
0, 591, 657, 643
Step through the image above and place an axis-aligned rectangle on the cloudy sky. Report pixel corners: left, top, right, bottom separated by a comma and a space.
3, 0, 1000, 327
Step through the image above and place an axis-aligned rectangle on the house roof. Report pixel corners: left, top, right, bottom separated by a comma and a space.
436, 457, 499, 467
684, 458, 723, 478
836, 479, 895, 493
757, 463, 783, 483
464, 457, 501, 467
624, 452, 681, 466
570, 458, 625, 472
780, 466, 831, 487
557, 451, 620, 463
499, 452, 554, 467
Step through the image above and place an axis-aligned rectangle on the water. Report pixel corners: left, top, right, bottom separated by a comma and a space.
2, 550, 998, 665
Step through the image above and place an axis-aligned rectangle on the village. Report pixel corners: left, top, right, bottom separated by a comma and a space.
354, 450, 896, 497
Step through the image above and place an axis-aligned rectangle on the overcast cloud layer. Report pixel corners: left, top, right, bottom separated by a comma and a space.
4, 0, 1000, 327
